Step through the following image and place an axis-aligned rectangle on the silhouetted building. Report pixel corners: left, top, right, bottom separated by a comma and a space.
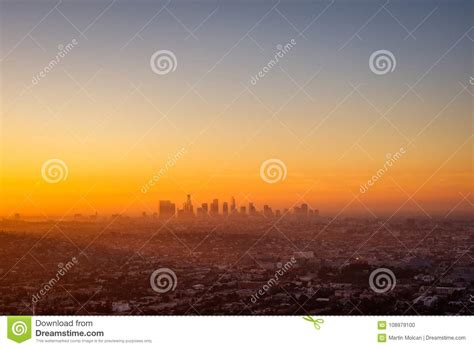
178, 195, 194, 218
197, 207, 205, 218
294, 204, 308, 217
301, 203, 308, 216
211, 199, 219, 216
263, 205, 273, 218
159, 200, 176, 219
249, 202, 256, 215
223, 202, 229, 216
185, 194, 193, 214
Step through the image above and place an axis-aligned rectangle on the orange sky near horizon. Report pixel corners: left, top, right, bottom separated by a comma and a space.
1, 0, 472, 218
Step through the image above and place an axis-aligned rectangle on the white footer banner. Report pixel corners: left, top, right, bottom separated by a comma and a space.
1, 316, 472, 347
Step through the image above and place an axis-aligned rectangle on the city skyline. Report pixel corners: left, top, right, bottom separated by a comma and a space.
3, 186, 471, 219
159, 194, 320, 219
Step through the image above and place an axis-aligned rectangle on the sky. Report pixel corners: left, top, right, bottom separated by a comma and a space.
0, 0, 473, 217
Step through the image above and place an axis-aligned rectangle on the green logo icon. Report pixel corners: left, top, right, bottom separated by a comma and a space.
378, 321, 387, 330
7, 316, 32, 343
303, 315, 324, 330
378, 333, 387, 343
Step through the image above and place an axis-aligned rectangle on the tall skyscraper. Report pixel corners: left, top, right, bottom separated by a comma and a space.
263, 205, 273, 217
159, 200, 176, 219
301, 203, 308, 216
222, 202, 228, 216
231, 196, 236, 214
211, 199, 219, 216
184, 194, 194, 214
249, 202, 256, 215
178, 194, 194, 218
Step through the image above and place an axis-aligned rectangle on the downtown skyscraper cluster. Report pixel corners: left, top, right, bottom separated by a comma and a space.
159, 195, 319, 220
